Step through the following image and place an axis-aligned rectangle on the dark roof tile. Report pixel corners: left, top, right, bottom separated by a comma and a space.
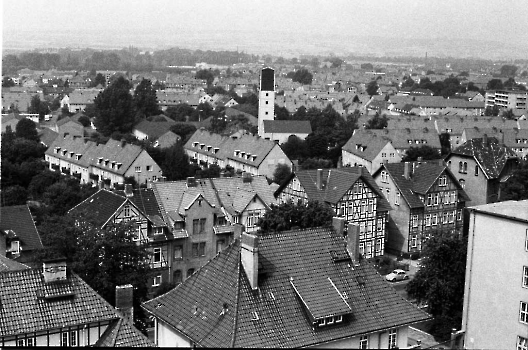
0, 205, 43, 251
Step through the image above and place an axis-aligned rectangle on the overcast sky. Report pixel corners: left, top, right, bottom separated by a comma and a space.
3, 0, 527, 54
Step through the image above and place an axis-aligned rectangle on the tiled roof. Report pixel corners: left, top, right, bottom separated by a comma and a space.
450, 137, 518, 179
115, 188, 162, 218
95, 318, 155, 347
263, 120, 312, 134
68, 89, 101, 105
0, 255, 29, 272
0, 268, 118, 337
463, 128, 528, 150
378, 161, 470, 208
224, 107, 257, 125
284, 168, 391, 212
0, 205, 43, 251
364, 129, 441, 151
133, 119, 176, 140
184, 129, 280, 167
38, 127, 59, 147
211, 176, 277, 215
68, 189, 126, 226
143, 227, 430, 348
45, 135, 148, 176
342, 129, 394, 161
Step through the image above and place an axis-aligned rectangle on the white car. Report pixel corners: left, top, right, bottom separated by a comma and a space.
385, 269, 409, 282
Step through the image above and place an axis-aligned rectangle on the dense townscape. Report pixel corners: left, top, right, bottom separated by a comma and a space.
2, 40, 528, 349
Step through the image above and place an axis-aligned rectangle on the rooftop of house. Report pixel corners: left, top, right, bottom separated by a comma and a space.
0, 205, 43, 252
0, 255, 29, 273
342, 129, 395, 161
142, 226, 430, 348
276, 167, 392, 211
263, 120, 312, 134
376, 161, 470, 209
95, 318, 156, 347
38, 127, 59, 147
68, 189, 129, 227
0, 266, 118, 337
133, 118, 177, 140
449, 137, 518, 179
363, 128, 442, 150
469, 199, 528, 222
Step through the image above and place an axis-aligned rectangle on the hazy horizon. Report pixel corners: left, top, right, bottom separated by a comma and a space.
3, 0, 528, 60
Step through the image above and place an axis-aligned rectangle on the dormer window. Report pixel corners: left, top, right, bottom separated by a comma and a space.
54, 147, 60, 154
111, 161, 116, 169
200, 143, 205, 149
246, 153, 251, 160
318, 318, 326, 327
98, 157, 103, 165
104, 159, 109, 166
240, 151, 245, 158
193, 142, 199, 147
234, 150, 240, 157
117, 163, 122, 170
207, 146, 212, 152
69, 152, 74, 158
407, 140, 412, 144
214, 147, 219, 154
252, 155, 257, 161
62, 149, 67, 156
76, 154, 81, 160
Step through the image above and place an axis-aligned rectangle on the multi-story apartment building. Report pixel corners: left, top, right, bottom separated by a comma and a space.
445, 135, 518, 206
485, 90, 528, 110
274, 167, 392, 258
45, 134, 162, 188
373, 160, 469, 254
184, 129, 292, 179
462, 200, 528, 349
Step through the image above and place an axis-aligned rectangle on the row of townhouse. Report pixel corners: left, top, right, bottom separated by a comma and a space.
68, 175, 277, 292
45, 134, 162, 187
184, 129, 292, 179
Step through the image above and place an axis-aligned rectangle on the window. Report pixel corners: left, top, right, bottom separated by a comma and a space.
523, 266, 528, 288
526, 229, 528, 251
411, 215, 418, 228
449, 211, 455, 223
381, 171, 388, 183
135, 166, 141, 172
520, 301, 528, 324
154, 227, 163, 235
61, 331, 77, 347
318, 318, 326, 327
9, 240, 20, 254
427, 193, 433, 206
17, 339, 25, 347
443, 212, 449, 224
327, 316, 334, 324
187, 268, 195, 278
475, 165, 479, 176
385, 188, 390, 202
459, 179, 465, 189
395, 192, 400, 205
153, 275, 161, 287
381, 152, 386, 157
425, 214, 431, 227
174, 245, 183, 260
457, 210, 462, 221
173, 270, 182, 284
439, 175, 447, 186
432, 213, 438, 226
518, 336, 528, 350
458, 161, 463, 173
193, 218, 206, 234
124, 205, 131, 217
192, 242, 206, 257
153, 248, 161, 263
27, 338, 34, 347
335, 315, 343, 323
388, 329, 397, 348
463, 162, 467, 173
411, 234, 417, 248
146, 165, 152, 171
359, 335, 368, 349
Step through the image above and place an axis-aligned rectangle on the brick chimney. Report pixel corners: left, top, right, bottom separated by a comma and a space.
332, 217, 345, 236
346, 223, 360, 265
241, 232, 259, 290
124, 184, 133, 197
115, 284, 134, 323
43, 259, 68, 283
403, 162, 411, 180
316, 169, 324, 190
186, 177, 197, 187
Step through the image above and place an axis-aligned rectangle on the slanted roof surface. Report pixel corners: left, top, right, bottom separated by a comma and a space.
0, 268, 118, 337
0, 205, 43, 251
68, 189, 126, 226
0, 255, 29, 273
143, 227, 430, 348
342, 130, 394, 162
95, 318, 155, 347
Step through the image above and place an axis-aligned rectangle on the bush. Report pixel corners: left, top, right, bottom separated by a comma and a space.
402, 252, 411, 259
411, 252, 421, 260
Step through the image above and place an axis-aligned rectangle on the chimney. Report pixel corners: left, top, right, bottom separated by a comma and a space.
0, 232, 7, 257
332, 217, 346, 236
233, 223, 245, 240
186, 177, 197, 187
63, 132, 69, 139
316, 168, 323, 190
483, 133, 488, 146
220, 171, 225, 178
241, 232, 259, 290
346, 223, 360, 265
242, 172, 252, 183
124, 184, 133, 197
43, 259, 68, 283
403, 162, 411, 180
115, 284, 134, 323
121, 139, 126, 148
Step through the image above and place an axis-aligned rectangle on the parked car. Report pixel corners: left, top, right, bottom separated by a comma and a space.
385, 269, 409, 282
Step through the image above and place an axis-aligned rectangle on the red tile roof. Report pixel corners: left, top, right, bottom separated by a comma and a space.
143, 227, 430, 348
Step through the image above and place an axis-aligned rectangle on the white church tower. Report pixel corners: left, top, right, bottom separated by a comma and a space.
257, 67, 275, 138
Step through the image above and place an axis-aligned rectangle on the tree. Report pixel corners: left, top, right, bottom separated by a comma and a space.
299, 158, 333, 170
281, 135, 309, 161
93, 76, 135, 136
133, 79, 160, 118
501, 109, 516, 120
286, 68, 313, 85
500, 64, 518, 77
2, 76, 15, 87
406, 231, 467, 339
169, 123, 197, 143
15, 118, 39, 142
401, 145, 442, 162
37, 214, 151, 332
273, 163, 291, 185
77, 115, 91, 127
484, 105, 500, 117
91, 73, 106, 87
439, 132, 451, 156
361, 63, 373, 70
165, 103, 194, 122
365, 113, 388, 129
258, 200, 333, 234
366, 80, 379, 96
160, 144, 191, 181
1, 185, 28, 206
401, 77, 415, 89
487, 78, 503, 90
195, 69, 214, 85
500, 160, 528, 201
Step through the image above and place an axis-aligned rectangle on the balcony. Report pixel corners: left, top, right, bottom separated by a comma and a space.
61, 167, 70, 175
51, 164, 60, 171
89, 173, 99, 181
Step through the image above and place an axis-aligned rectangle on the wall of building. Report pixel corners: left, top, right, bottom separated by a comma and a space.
447, 155, 487, 206
125, 151, 163, 185
258, 144, 292, 179
310, 326, 408, 349
155, 318, 192, 348
462, 209, 528, 349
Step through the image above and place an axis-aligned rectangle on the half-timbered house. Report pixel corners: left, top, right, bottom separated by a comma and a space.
373, 160, 470, 254
274, 167, 392, 258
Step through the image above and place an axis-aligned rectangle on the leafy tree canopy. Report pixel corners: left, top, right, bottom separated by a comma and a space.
365, 113, 388, 129
272, 163, 291, 185
93, 76, 135, 136
406, 230, 467, 339
366, 80, 379, 96
500, 64, 518, 77
500, 160, 528, 201
15, 117, 39, 142
133, 79, 160, 118
257, 200, 334, 234
401, 145, 442, 162
286, 68, 313, 85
